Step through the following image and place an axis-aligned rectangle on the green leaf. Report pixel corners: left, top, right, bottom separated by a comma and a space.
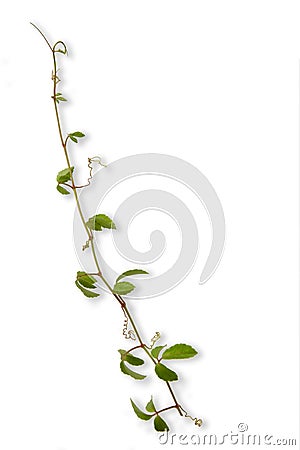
75, 280, 99, 298
151, 345, 167, 360
154, 415, 169, 432
56, 96, 67, 102
56, 184, 70, 195
125, 353, 144, 366
113, 282, 135, 295
76, 271, 97, 289
145, 397, 156, 413
130, 399, 152, 420
116, 269, 149, 283
155, 363, 178, 382
77, 272, 96, 283
68, 131, 85, 143
118, 350, 144, 366
56, 167, 74, 184
70, 131, 85, 138
162, 344, 198, 360
86, 214, 116, 231
120, 361, 146, 380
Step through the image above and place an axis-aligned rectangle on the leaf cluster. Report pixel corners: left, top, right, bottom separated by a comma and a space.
53, 92, 67, 103
56, 166, 74, 195
75, 271, 99, 298
113, 269, 149, 295
130, 398, 169, 432
119, 342, 197, 383
68, 131, 85, 143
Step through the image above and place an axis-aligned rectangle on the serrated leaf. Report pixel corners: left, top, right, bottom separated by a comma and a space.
154, 415, 169, 432
76, 271, 97, 289
130, 399, 152, 420
116, 269, 149, 283
125, 353, 144, 366
120, 361, 146, 380
56, 184, 70, 195
118, 349, 144, 366
113, 282, 135, 295
86, 214, 116, 231
75, 280, 99, 298
146, 397, 156, 413
162, 344, 198, 360
77, 271, 96, 283
70, 131, 85, 138
56, 167, 74, 183
155, 363, 178, 382
151, 345, 167, 360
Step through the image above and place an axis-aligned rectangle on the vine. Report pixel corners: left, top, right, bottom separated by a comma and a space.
31, 23, 202, 432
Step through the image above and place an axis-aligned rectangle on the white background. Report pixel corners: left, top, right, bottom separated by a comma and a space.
0, 1, 299, 449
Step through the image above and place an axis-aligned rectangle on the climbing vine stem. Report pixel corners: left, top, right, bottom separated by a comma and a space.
31, 23, 201, 432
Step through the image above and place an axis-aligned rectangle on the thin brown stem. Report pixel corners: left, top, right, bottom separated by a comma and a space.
165, 383, 183, 415
156, 405, 178, 415
30, 22, 52, 51
124, 345, 143, 354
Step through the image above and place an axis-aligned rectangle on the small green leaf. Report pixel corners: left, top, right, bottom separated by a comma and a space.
113, 282, 135, 295
116, 269, 149, 283
77, 271, 96, 283
120, 361, 146, 380
151, 345, 167, 360
75, 280, 99, 298
76, 271, 97, 289
86, 214, 116, 231
56, 96, 67, 102
154, 415, 169, 432
70, 131, 85, 138
56, 167, 74, 184
145, 397, 156, 413
56, 184, 70, 195
118, 350, 144, 366
130, 399, 152, 420
68, 131, 85, 143
155, 363, 178, 382
162, 344, 198, 360
125, 353, 144, 366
